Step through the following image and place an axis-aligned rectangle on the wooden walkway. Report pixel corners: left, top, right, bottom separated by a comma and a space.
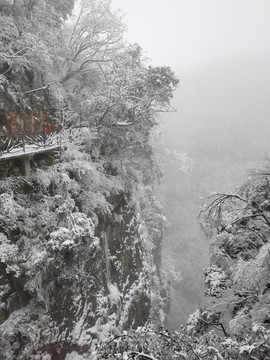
0, 132, 61, 176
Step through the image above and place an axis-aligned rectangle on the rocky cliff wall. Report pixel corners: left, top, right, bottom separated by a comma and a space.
0, 165, 167, 360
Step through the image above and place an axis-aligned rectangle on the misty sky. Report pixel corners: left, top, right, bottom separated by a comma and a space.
111, 0, 270, 161
112, 0, 270, 71
111, 0, 270, 326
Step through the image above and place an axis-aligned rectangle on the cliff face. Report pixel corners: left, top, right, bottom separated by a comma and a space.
0, 109, 46, 136
0, 160, 167, 360
0, 2, 178, 358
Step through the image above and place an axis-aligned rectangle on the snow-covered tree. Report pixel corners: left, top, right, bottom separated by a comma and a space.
0, 0, 179, 358
187, 162, 270, 349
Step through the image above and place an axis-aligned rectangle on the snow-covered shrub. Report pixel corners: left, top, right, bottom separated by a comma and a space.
204, 265, 228, 297
0, 233, 19, 264
0, 233, 21, 276
48, 212, 95, 252
93, 323, 270, 360
0, 192, 24, 231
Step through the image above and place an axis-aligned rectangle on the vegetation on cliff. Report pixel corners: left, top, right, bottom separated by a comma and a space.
1, 0, 269, 359
91, 164, 270, 359
0, 0, 179, 359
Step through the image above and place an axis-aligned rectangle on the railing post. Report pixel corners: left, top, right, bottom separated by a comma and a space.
0, 135, 2, 157
22, 134, 25, 153
59, 132, 62, 161
7, 135, 11, 153
22, 156, 31, 176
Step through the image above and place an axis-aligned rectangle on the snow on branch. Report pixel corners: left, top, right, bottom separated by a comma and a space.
115, 121, 134, 126
4, 47, 34, 58
128, 352, 158, 360
200, 191, 270, 230
200, 192, 248, 218
25, 84, 50, 94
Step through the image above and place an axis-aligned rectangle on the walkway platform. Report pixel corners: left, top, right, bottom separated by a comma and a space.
0, 143, 60, 161
0, 133, 61, 176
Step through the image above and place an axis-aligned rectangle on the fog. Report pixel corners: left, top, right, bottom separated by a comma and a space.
112, 0, 270, 69
159, 56, 270, 328
112, 0, 270, 328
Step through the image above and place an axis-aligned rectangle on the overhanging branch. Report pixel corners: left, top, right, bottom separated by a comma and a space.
25, 84, 50, 94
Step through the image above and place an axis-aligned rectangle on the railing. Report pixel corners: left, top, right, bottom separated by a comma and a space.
0, 130, 62, 157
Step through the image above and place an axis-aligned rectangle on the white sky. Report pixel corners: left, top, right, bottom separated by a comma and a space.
112, 0, 270, 71
111, 0, 270, 326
